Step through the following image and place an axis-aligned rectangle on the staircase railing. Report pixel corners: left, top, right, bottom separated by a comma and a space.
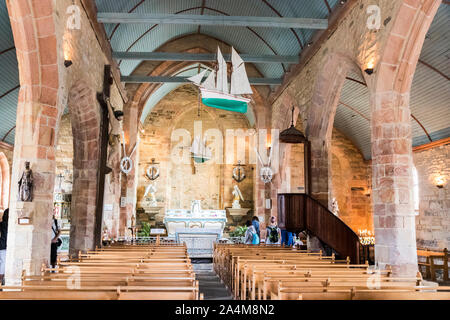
277, 193, 360, 263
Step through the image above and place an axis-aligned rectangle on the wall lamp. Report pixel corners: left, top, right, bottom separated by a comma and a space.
435, 175, 445, 189
64, 60, 73, 68
364, 58, 375, 75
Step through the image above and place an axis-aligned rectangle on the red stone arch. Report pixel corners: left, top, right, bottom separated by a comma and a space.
66, 80, 101, 256
0, 153, 10, 210
306, 52, 361, 206
5, 0, 60, 284
368, 0, 441, 276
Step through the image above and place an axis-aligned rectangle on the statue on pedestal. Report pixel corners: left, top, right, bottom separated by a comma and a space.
18, 161, 33, 202
232, 185, 244, 209
144, 183, 157, 207
191, 200, 201, 217
331, 197, 339, 216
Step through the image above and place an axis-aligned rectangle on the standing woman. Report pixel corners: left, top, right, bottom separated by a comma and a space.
251, 216, 260, 243
244, 220, 259, 245
50, 216, 61, 269
266, 216, 281, 245
0, 209, 9, 285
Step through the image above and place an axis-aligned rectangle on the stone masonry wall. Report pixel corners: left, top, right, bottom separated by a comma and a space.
331, 129, 373, 233
137, 85, 254, 232
54, 0, 124, 246
414, 144, 450, 250
54, 114, 73, 193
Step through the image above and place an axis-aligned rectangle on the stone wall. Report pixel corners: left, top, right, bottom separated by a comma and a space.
54, 114, 73, 193
414, 144, 450, 250
331, 129, 373, 233
137, 85, 254, 231
54, 0, 124, 245
270, 0, 399, 206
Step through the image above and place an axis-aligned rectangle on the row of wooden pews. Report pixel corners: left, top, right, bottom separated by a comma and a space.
213, 244, 450, 300
417, 247, 449, 282
0, 243, 202, 300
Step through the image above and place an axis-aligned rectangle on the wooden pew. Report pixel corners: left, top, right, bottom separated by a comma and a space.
1, 244, 200, 300
417, 248, 448, 282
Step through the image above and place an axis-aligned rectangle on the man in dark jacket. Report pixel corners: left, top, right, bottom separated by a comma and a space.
0, 208, 9, 285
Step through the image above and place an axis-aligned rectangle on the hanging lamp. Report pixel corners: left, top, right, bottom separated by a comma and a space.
279, 106, 306, 143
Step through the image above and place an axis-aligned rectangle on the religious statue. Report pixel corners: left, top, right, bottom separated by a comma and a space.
191, 200, 201, 217
232, 185, 244, 209
144, 183, 157, 207
18, 161, 33, 202
105, 97, 124, 177
331, 197, 339, 216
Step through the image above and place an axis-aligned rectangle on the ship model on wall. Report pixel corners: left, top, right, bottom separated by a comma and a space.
188, 47, 253, 114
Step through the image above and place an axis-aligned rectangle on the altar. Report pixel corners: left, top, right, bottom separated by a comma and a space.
163, 200, 227, 237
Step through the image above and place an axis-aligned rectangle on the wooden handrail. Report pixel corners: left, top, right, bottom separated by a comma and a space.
278, 193, 360, 263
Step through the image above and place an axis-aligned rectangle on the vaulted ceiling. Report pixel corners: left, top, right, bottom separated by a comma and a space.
0, 0, 448, 161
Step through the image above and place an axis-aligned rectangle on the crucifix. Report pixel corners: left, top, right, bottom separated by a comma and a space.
95, 65, 114, 248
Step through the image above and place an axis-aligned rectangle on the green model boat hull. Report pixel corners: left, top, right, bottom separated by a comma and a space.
202, 98, 248, 113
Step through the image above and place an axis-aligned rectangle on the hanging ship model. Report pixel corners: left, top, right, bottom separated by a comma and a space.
187, 47, 253, 114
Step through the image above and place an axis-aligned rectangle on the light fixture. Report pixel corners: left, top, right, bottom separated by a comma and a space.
279, 106, 306, 144
435, 175, 445, 188
364, 58, 375, 75
64, 60, 73, 68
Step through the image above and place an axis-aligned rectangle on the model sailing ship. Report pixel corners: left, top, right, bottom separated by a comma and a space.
188, 47, 253, 114
190, 135, 212, 163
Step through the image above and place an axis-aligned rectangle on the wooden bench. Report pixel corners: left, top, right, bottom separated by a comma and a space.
417, 248, 448, 282
1, 244, 201, 300
0, 285, 202, 300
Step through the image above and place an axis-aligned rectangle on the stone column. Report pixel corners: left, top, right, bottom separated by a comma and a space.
310, 137, 331, 206
371, 91, 417, 276
368, 0, 441, 277
5, 0, 59, 285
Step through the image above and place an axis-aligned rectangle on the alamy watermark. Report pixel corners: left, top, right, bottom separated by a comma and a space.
170, 121, 281, 173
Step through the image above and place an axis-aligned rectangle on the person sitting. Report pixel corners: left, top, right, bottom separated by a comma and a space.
266, 216, 281, 245
244, 220, 259, 245
0, 209, 9, 285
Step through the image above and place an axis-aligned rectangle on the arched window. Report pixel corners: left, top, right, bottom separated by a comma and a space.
412, 166, 419, 214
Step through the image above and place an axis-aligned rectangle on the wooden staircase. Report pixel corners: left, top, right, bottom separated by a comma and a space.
278, 193, 360, 263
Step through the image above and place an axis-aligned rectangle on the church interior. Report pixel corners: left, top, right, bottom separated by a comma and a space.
0, 0, 448, 301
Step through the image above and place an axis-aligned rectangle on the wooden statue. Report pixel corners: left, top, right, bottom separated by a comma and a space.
18, 161, 33, 202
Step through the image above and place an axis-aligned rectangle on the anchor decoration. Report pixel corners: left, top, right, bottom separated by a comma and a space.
120, 132, 138, 175
145, 158, 160, 181
232, 161, 246, 183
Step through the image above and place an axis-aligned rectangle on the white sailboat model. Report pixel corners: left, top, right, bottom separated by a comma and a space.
187, 47, 252, 113
190, 135, 212, 163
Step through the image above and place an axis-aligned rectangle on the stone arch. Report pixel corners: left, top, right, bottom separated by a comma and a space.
125, 35, 270, 228
368, 0, 441, 276
66, 80, 101, 256
306, 52, 361, 206
0, 153, 10, 210
124, 34, 269, 129
5, 0, 60, 284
